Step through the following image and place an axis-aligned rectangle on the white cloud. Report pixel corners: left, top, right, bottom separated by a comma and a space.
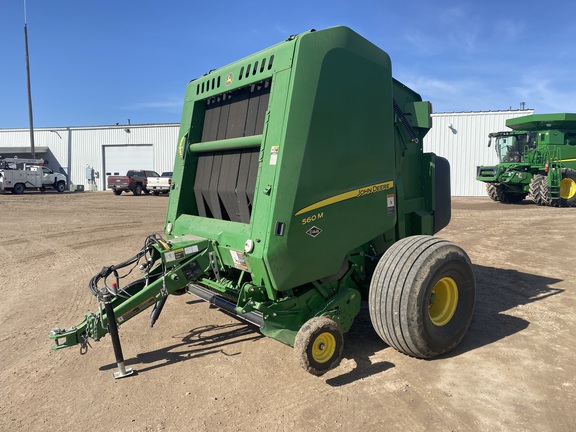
123, 99, 182, 111
398, 70, 531, 113
403, 5, 481, 56
511, 74, 576, 113
399, 73, 486, 111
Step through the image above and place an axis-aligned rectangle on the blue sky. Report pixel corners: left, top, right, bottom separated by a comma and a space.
1, 0, 575, 128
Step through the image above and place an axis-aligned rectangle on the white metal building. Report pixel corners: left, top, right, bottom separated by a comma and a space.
0, 124, 179, 191
0, 109, 533, 195
424, 110, 533, 196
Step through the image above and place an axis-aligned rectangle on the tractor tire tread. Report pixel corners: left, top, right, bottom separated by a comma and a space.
530, 174, 552, 206
294, 316, 344, 376
369, 235, 476, 359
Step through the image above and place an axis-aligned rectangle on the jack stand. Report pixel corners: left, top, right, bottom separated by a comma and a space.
103, 295, 134, 379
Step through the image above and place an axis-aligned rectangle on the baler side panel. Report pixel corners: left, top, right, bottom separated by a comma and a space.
262, 28, 397, 291
391, 79, 436, 238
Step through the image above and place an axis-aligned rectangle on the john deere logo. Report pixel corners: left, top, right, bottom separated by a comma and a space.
225, 73, 233, 86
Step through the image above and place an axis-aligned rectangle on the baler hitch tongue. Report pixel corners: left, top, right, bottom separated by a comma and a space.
50, 324, 87, 351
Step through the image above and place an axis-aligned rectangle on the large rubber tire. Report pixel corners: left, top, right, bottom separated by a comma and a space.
153, 190, 160, 196
294, 317, 344, 376
112, 189, 122, 196
486, 183, 501, 202
486, 184, 525, 204
369, 235, 476, 359
559, 168, 576, 207
55, 181, 66, 193
143, 188, 151, 195
133, 184, 142, 196
529, 174, 551, 206
12, 183, 25, 195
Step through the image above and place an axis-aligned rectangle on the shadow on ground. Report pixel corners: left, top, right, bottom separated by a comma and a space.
100, 301, 263, 374
451, 264, 563, 355
326, 304, 394, 387
101, 265, 563, 380
328, 263, 564, 385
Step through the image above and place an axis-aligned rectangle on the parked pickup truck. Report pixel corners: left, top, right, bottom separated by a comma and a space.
107, 170, 160, 195
147, 171, 172, 195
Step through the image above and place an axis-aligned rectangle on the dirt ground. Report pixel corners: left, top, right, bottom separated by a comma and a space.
0, 191, 574, 432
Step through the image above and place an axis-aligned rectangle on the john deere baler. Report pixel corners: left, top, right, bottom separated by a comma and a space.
51, 27, 475, 377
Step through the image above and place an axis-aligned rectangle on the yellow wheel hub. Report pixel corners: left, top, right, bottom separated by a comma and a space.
560, 177, 576, 200
311, 332, 336, 363
429, 277, 459, 326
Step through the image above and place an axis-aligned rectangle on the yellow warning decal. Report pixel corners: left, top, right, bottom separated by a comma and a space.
117, 297, 156, 323
295, 181, 394, 216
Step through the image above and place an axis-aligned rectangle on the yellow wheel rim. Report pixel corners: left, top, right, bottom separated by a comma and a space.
560, 177, 576, 200
429, 277, 459, 326
311, 332, 336, 364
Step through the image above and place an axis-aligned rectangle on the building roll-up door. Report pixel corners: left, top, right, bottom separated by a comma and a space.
103, 145, 154, 190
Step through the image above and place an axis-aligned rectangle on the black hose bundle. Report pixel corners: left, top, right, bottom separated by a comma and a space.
87, 234, 169, 298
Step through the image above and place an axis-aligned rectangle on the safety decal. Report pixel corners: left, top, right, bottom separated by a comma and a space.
306, 226, 322, 238
387, 194, 395, 215
118, 297, 156, 323
295, 180, 394, 216
184, 245, 199, 255
270, 146, 279, 165
225, 73, 233, 86
230, 250, 248, 270
165, 248, 185, 262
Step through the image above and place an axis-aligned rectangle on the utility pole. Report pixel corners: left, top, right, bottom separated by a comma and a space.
24, 0, 36, 158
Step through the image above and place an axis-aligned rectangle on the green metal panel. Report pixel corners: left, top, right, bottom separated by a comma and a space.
261, 27, 397, 291
159, 26, 436, 338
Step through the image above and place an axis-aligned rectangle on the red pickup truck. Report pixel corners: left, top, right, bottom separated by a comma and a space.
107, 170, 160, 196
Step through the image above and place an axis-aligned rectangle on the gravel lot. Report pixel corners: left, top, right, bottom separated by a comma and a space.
0, 192, 574, 431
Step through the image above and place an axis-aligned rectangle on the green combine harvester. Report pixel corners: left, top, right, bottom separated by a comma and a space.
50, 27, 476, 377
477, 113, 576, 206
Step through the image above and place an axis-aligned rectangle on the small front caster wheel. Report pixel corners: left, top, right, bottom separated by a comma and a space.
294, 316, 343, 376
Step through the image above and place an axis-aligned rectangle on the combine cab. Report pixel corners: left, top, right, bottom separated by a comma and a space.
477, 113, 576, 206
51, 27, 476, 377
